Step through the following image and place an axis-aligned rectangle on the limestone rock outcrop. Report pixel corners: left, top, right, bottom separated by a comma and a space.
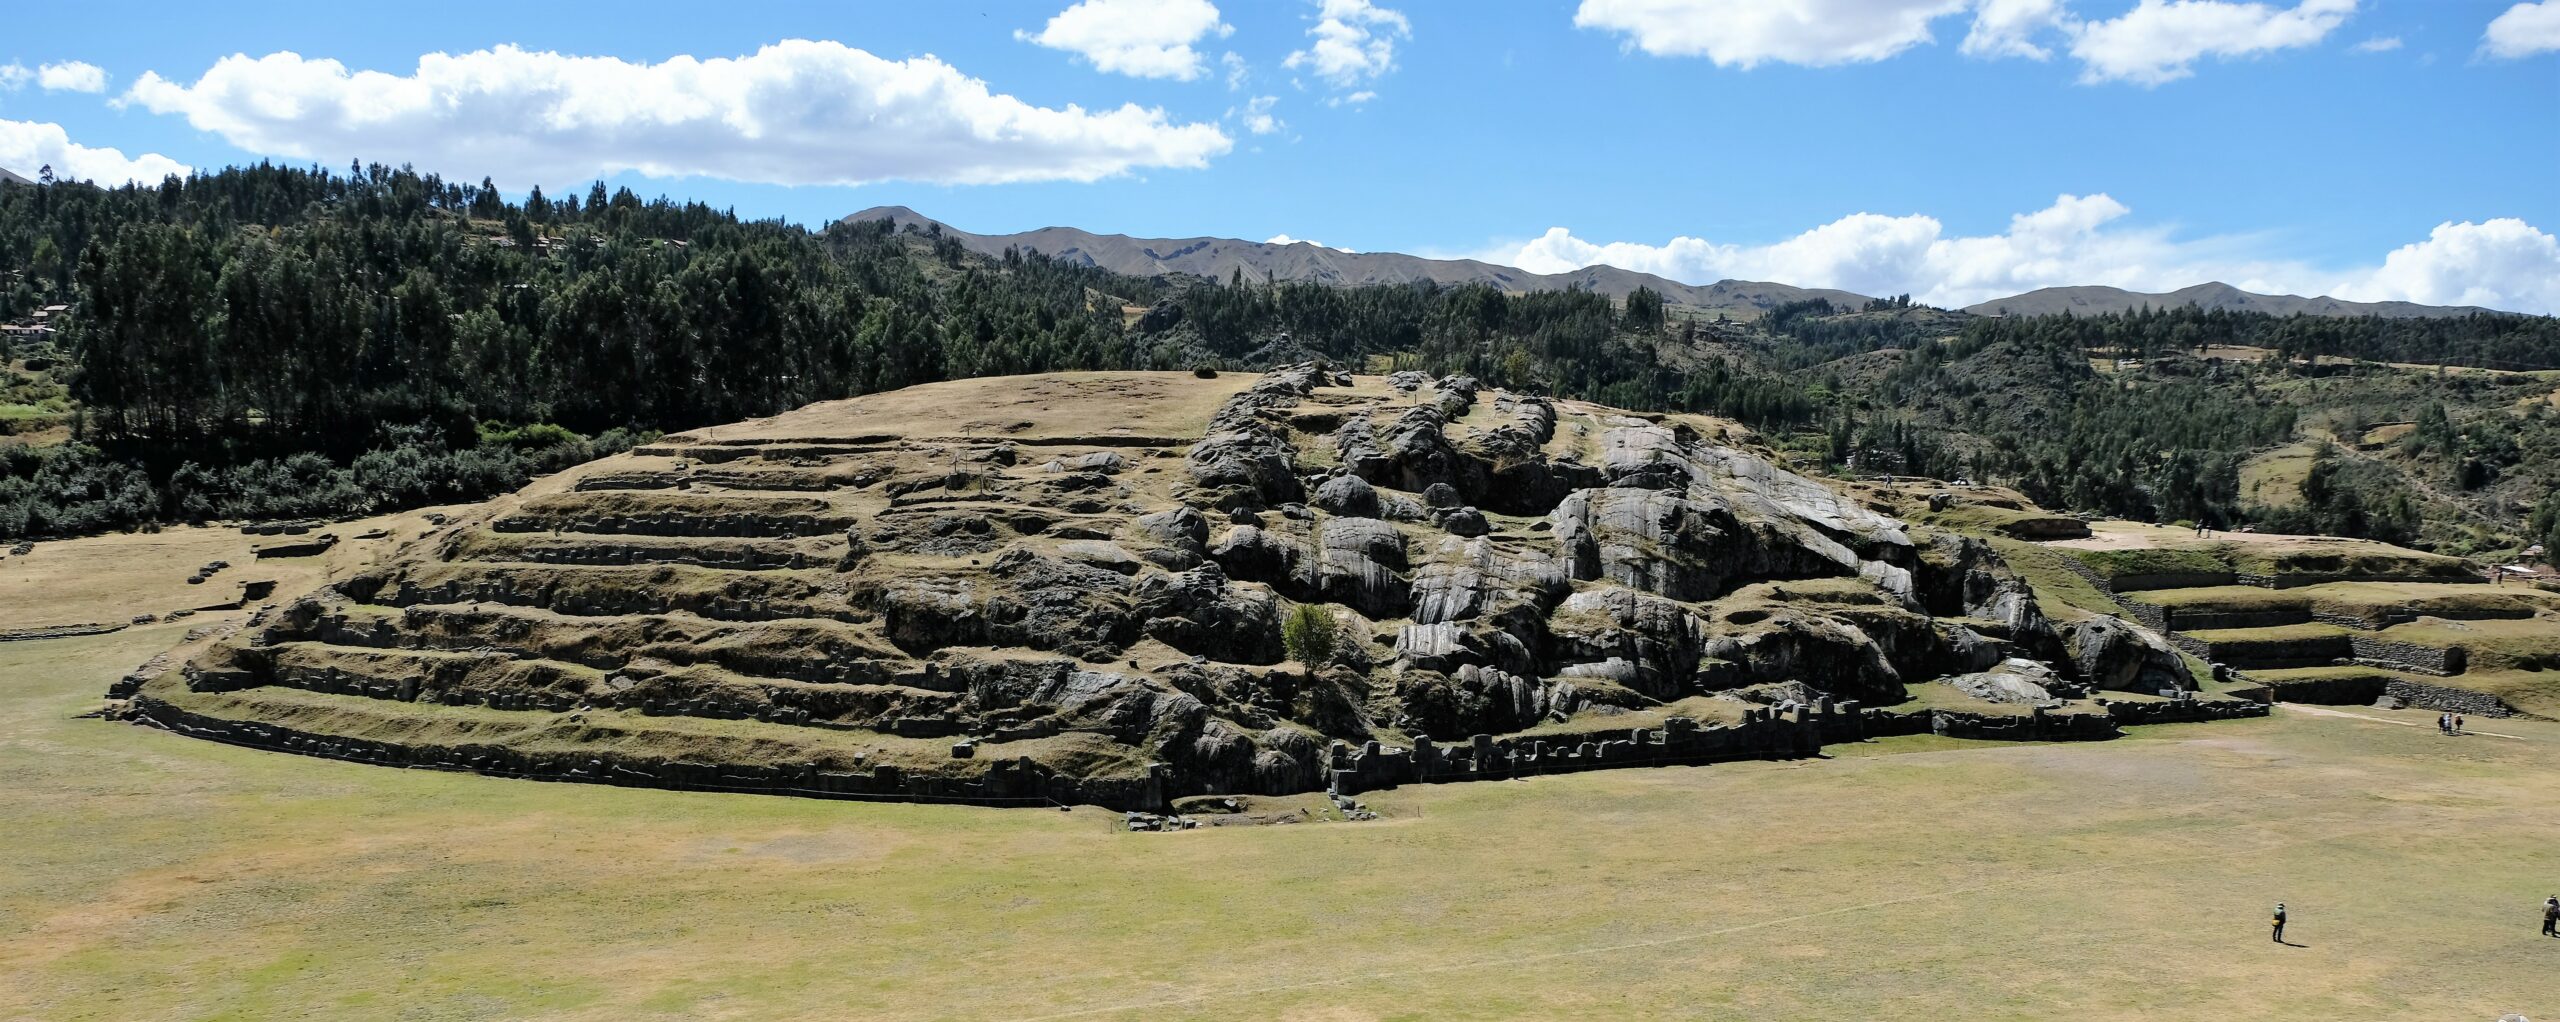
140, 366, 2201, 810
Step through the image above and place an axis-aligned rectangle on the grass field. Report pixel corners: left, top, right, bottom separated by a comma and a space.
2238, 441, 2317, 509
5, 624, 2559, 1020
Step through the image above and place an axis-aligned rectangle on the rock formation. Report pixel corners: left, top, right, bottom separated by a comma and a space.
129, 367, 2218, 810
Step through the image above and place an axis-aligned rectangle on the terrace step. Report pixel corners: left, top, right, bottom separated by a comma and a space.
239, 641, 965, 730
344, 563, 863, 624
287, 602, 929, 687
492, 491, 854, 538
445, 530, 835, 571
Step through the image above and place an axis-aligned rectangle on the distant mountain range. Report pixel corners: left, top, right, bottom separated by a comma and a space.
1960, 282, 2493, 320
846, 206, 1866, 320
0, 167, 34, 187
847, 206, 2499, 321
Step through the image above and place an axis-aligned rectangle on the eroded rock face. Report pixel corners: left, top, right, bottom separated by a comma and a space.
159, 365, 2177, 810
2065, 616, 2197, 694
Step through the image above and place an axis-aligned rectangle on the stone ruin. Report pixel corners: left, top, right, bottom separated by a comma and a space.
120, 366, 2257, 811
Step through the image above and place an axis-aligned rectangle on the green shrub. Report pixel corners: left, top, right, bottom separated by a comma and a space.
1280, 604, 1340, 674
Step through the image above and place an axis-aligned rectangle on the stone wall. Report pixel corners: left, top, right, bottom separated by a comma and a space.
2166, 609, 2309, 632
2108, 571, 2238, 593
2096, 696, 2270, 726
2382, 678, 2513, 718
122, 695, 1160, 809
2244, 571, 2474, 591
1327, 700, 1856, 797
2196, 633, 2354, 670
1, 622, 126, 643
2247, 673, 2388, 706
2347, 636, 2464, 676
1925, 706, 2121, 741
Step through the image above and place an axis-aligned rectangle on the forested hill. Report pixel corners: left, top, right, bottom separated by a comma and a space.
3, 165, 2558, 558
1963, 282, 2494, 320
842, 204, 1874, 319
849, 205, 2502, 322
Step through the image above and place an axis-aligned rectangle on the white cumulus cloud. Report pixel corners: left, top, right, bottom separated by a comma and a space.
2069, 0, 2358, 85
1963, 0, 2070, 58
1019, 0, 1233, 80
120, 42, 1233, 188
1267, 233, 1353, 251
1575, 0, 1971, 67
0, 118, 190, 185
1488, 194, 2560, 314
0, 64, 28, 91
1284, 0, 1411, 89
2348, 35, 2401, 53
1234, 94, 1284, 134
37, 61, 110, 93
2332, 220, 2560, 313
1574, 0, 2361, 83
2484, 1, 2560, 58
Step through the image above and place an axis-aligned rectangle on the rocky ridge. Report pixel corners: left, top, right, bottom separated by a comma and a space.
127, 369, 2237, 809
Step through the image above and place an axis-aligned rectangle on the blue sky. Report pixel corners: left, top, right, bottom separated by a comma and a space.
4, 0, 2557, 310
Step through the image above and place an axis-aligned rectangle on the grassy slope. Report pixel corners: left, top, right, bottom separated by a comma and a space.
2238, 441, 2317, 509
7, 625, 2559, 1020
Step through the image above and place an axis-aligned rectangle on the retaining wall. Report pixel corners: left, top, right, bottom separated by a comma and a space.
2107, 572, 2239, 593
2096, 696, 2271, 726
2382, 679, 2513, 718
124, 695, 1155, 808
2165, 609, 2310, 632
2348, 636, 2464, 676
1329, 700, 1856, 796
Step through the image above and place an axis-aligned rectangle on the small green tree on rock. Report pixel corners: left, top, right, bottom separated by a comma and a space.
1280, 604, 1340, 678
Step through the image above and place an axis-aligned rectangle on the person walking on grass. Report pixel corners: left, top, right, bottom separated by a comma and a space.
2455, 714, 2466, 735
2272, 902, 2287, 943
2543, 896, 2558, 937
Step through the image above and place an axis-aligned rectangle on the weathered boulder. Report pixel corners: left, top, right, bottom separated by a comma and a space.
1554, 487, 1847, 602
1312, 474, 1382, 518
1315, 518, 1409, 618
1356, 404, 1474, 494
1207, 517, 1410, 620
1548, 586, 1711, 699
1398, 663, 1625, 737
1949, 658, 2063, 705
1700, 611, 1908, 705
1125, 507, 1210, 569
1043, 452, 1127, 474
1185, 365, 1322, 509
2064, 616, 2197, 694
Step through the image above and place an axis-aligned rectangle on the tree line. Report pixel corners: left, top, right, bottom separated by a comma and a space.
5, 164, 2556, 549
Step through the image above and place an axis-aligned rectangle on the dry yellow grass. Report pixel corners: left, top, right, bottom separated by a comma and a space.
0, 503, 471, 631
4, 623, 2558, 1021
674, 371, 1259, 445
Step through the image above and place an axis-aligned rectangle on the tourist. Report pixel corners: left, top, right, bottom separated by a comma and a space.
2271, 902, 2287, 943
2439, 712, 2451, 735
2455, 714, 2466, 735
2543, 896, 2558, 937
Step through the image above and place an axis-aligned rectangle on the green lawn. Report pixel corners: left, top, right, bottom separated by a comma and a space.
5, 624, 2559, 1021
